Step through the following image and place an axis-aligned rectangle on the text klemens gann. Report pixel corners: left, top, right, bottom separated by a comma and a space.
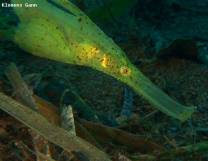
1, 2, 38, 8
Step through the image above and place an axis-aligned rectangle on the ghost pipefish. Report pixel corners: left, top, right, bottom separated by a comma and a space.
11, 0, 195, 121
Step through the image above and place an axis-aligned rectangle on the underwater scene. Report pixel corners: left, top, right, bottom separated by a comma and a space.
0, 0, 208, 160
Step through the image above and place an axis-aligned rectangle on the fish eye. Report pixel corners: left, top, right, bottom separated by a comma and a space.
120, 66, 131, 76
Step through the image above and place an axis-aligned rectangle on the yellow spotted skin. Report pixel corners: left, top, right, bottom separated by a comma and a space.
12, 0, 195, 121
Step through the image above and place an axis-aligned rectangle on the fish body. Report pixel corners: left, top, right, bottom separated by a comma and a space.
12, 0, 195, 121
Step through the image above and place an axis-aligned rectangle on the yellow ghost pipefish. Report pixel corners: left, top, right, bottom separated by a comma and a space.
12, 0, 195, 121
